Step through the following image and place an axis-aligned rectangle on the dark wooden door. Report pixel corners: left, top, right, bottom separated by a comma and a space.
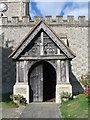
30, 64, 43, 102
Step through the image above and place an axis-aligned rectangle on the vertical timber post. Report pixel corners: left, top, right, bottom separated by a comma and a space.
56, 59, 61, 103
40, 31, 44, 55
56, 48, 61, 103
66, 60, 69, 83
16, 62, 19, 83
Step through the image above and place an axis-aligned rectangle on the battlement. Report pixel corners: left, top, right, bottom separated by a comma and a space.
0, 16, 88, 26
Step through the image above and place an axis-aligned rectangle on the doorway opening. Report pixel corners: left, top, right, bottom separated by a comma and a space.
43, 61, 56, 102
28, 61, 56, 102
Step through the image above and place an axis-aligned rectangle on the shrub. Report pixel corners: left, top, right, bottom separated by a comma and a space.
84, 88, 90, 94
80, 74, 90, 95
10, 94, 27, 107
80, 74, 90, 88
60, 92, 72, 102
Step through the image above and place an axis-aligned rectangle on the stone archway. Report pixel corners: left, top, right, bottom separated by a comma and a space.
28, 61, 56, 102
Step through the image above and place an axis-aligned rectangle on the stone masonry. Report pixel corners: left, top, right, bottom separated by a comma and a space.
1, 16, 88, 76
0, 0, 89, 95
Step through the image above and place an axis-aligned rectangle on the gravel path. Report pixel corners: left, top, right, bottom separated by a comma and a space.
1, 102, 62, 119
1, 106, 25, 119
20, 102, 61, 118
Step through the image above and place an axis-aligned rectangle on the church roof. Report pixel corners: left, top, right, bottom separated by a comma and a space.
9, 20, 76, 59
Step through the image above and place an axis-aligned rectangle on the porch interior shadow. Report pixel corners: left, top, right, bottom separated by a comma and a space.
69, 62, 84, 95
43, 61, 56, 102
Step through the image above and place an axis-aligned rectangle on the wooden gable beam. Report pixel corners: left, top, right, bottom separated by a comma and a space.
41, 22, 74, 58
10, 20, 76, 59
12, 25, 42, 59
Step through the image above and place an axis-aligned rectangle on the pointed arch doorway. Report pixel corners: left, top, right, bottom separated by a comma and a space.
28, 61, 56, 102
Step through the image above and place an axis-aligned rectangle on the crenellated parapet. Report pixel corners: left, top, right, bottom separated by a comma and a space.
0, 15, 88, 26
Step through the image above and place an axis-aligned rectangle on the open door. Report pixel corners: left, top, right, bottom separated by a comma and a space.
29, 63, 43, 102
29, 61, 56, 102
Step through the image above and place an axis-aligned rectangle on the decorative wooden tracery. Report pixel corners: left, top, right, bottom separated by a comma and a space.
23, 31, 58, 57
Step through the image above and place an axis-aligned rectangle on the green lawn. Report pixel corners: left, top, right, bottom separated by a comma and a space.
60, 94, 89, 119
0, 101, 16, 108
0, 93, 16, 108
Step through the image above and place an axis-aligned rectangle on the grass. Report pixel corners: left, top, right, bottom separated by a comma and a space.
0, 93, 16, 108
0, 101, 16, 108
60, 94, 89, 119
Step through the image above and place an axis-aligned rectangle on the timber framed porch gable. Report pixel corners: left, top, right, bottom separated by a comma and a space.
9, 20, 76, 60
9, 20, 76, 103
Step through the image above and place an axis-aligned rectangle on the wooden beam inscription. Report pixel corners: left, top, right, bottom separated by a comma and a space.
19, 55, 67, 60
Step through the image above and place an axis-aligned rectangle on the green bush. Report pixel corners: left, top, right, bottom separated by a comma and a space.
80, 74, 90, 88
60, 92, 72, 102
10, 94, 27, 107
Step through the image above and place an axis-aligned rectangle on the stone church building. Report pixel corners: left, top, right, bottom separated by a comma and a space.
0, 0, 88, 103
